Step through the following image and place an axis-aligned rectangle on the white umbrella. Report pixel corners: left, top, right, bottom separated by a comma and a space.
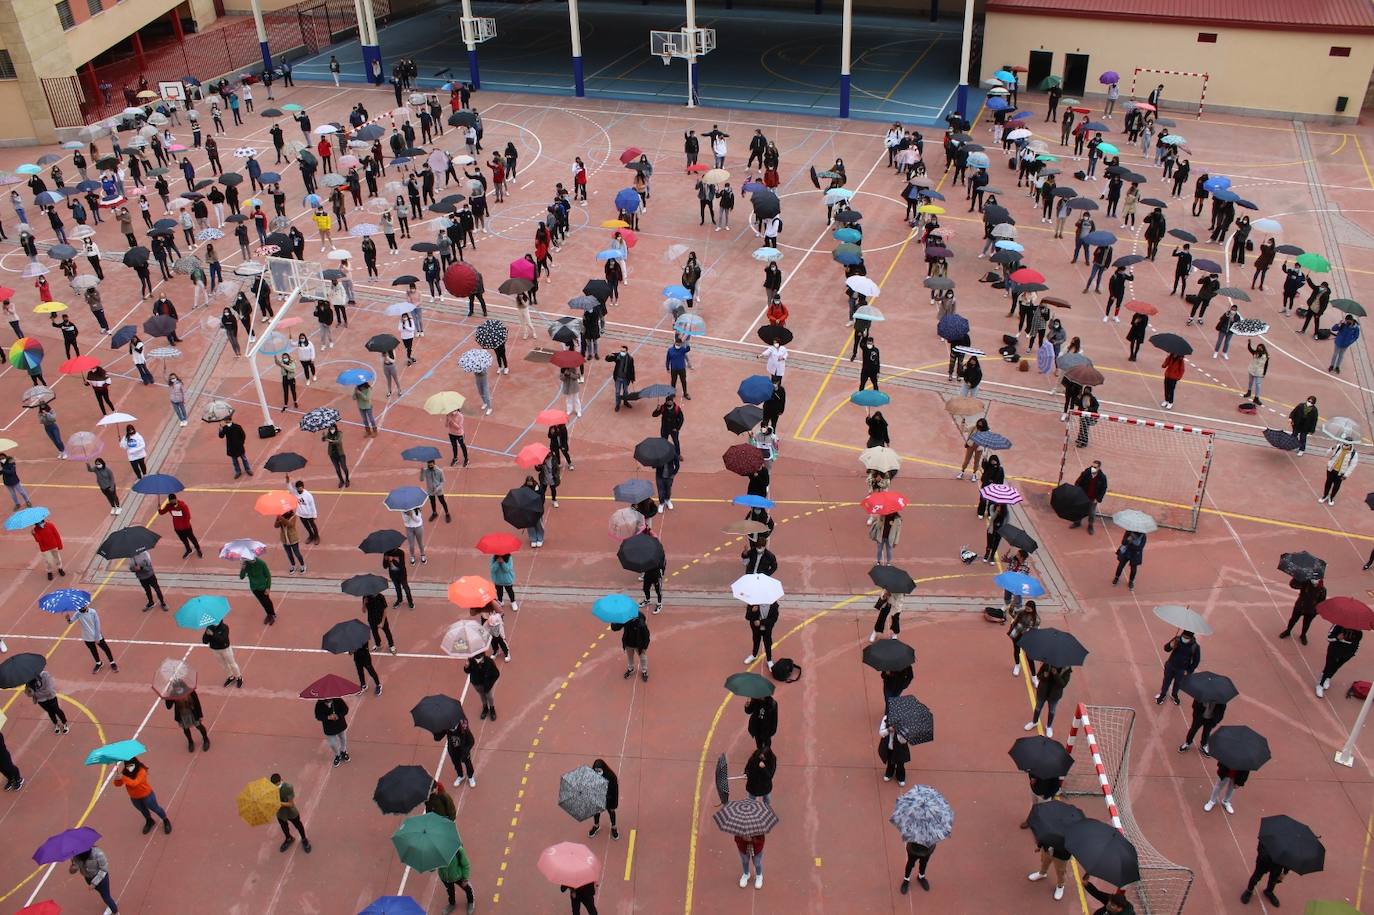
1153, 604, 1213, 636
452, 155, 475, 167
1323, 416, 1361, 443
326, 249, 351, 261
1111, 509, 1157, 534
846, 276, 881, 298
440, 620, 492, 658
385, 302, 416, 317
96, 411, 137, 426
732, 574, 784, 605
1253, 218, 1282, 233
313, 124, 337, 136
853, 306, 885, 323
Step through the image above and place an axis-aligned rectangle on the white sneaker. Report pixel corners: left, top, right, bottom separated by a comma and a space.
754, 874, 764, 890
1316, 683, 1325, 697
1222, 353, 1229, 360
744, 655, 756, 664
1012, 664, 1020, 676
1023, 721, 1037, 731
767, 660, 774, 669
1028, 872, 1046, 882
511, 602, 519, 611
1212, 351, 1217, 358
468, 776, 476, 787
1203, 800, 1215, 812
1054, 886, 1065, 900
1046, 727, 1053, 738
1113, 316, 1120, 323
1103, 315, 1109, 322
1318, 496, 1327, 504
1222, 801, 1234, 814
454, 777, 464, 787
739, 875, 749, 888
666, 500, 673, 510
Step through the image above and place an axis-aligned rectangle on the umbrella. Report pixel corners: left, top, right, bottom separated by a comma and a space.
559, 766, 610, 821
5, 506, 50, 530
1111, 509, 1157, 534
1323, 416, 1361, 443
980, 483, 1022, 505
0, 652, 46, 689
592, 593, 639, 625
618, 533, 665, 573
723, 443, 767, 476
262, 452, 307, 477
737, 375, 774, 405
1066, 819, 1140, 886
993, 523, 1036, 553
537, 842, 602, 886
384, 486, 427, 512
613, 479, 654, 504
336, 368, 374, 387
1259, 815, 1326, 874
725, 406, 765, 435
889, 785, 953, 845
1064, 364, 1105, 387
80, 737, 147, 770
322, 619, 371, 655
862, 491, 908, 516
1179, 670, 1238, 704
448, 576, 497, 610
732, 574, 784, 604
9, 338, 42, 371
391, 813, 462, 873
971, 430, 1012, 450
758, 326, 793, 347
1009, 735, 1075, 779
869, 564, 916, 595
945, 397, 984, 417
410, 694, 466, 732
342, 574, 389, 597
96, 526, 159, 560
885, 696, 935, 745
713, 798, 780, 837
231, 778, 277, 829
613, 188, 641, 213
173, 595, 230, 629
501, 486, 544, 528
1317, 596, 1374, 630
400, 445, 443, 464
32, 826, 102, 865
474, 320, 507, 350
859, 446, 900, 474
851, 390, 890, 408
374, 765, 433, 815
1297, 252, 1331, 273
299, 674, 365, 700
364, 333, 401, 355
1150, 333, 1192, 357
1264, 429, 1300, 451
254, 491, 297, 516
297, 407, 341, 434
219, 539, 267, 562
1331, 298, 1367, 317
634, 437, 677, 468
1207, 725, 1271, 770
459, 349, 493, 373
38, 588, 91, 614
715, 754, 730, 805
516, 443, 551, 470
937, 314, 970, 342
1152, 604, 1213, 635
609, 508, 646, 540
635, 384, 676, 401
862, 638, 915, 672
724, 672, 775, 698
1279, 551, 1326, 582
472, 532, 521, 557
201, 400, 234, 423
753, 191, 781, 218
1026, 799, 1084, 849
441, 619, 494, 658
130, 473, 183, 496
152, 658, 196, 699
1018, 628, 1088, 667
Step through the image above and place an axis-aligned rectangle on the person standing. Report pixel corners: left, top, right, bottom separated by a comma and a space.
271, 773, 312, 852
560, 881, 599, 914
240, 555, 275, 624
666, 334, 692, 399
1280, 575, 1325, 643
446, 408, 469, 467
69, 845, 119, 912
879, 715, 911, 787
744, 601, 779, 668
203, 618, 243, 687
1112, 530, 1146, 590
383, 545, 414, 608
1289, 396, 1318, 456
620, 610, 650, 682
1178, 697, 1226, 755
111, 758, 172, 834
293, 480, 320, 545
1024, 663, 1070, 737
745, 693, 778, 750
130, 549, 167, 610
220, 419, 252, 478
870, 510, 901, 565
0, 731, 23, 791
1070, 461, 1107, 533
421, 459, 451, 522
316, 696, 351, 765
439, 718, 477, 788
439, 844, 476, 914
655, 451, 679, 512
1240, 836, 1286, 907
652, 394, 685, 458
736, 834, 766, 892
26, 669, 68, 733
119, 425, 147, 478
1330, 314, 1361, 374
1160, 352, 1185, 410
1321, 440, 1357, 505
465, 651, 501, 720
30, 518, 64, 580
1204, 759, 1250, 813
157, 494, 202, 558
490, 552, 518, 611
1027, 832, 1070, 901
275, 509, 305, 574
401, 506, 427, 564
352, 639, 382, 694
68, 604, 117, 673
165, 684, 211, 752
2, 452, 32, 511
1155, 631, 1201, 705
745, 745, 776, 805
1007, 600, 1038, 675
899, 840, 935, 895
1317, 625, 1362, 697
605, 344, 636, 411
364, 592, 396, 655
587, 759, 620, 838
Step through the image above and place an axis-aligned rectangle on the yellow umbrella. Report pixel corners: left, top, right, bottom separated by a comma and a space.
599, 219, 630, 229
33, 301, 67, 314
0, 438, 18, 451
859, 446, 901, 474
424, 391, 466, 415
236, 777, 280, 827
916, 205, 945, 215
136, 90, 158, 99
703, 168, 730, 185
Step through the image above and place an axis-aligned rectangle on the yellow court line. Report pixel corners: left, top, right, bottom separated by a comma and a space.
624, 828, 638, 881
881, 36, 942, 102
1355, 135, 1374, 193
803, 363, 944, 445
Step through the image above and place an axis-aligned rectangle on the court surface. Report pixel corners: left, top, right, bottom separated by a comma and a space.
0, 81, 1372, 914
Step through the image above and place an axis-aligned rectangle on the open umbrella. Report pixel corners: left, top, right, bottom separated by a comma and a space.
724, 672, 775, 698
732, 574, 784, 604
1049, 484, 1091, 522
559, 765, 610, 821
1208, 725, 1271, 771
723, 444, 767, 476
889, 785, 952, 845
609, 508, 646, 540
1009, 735, 1075, 779
374, 765, 433, 815
440, 620, 492, 659
96, 526, 159, 560
537, 842, 601, 886
299, 407, 340, 432
152, 658, 196, 699
448, 575, 497, 609
592, 593, 639, 624
862, 638, 915, 672
1066, 819, 1139, 886
1018, 628, 1088, 667
1152, 604, 1212, 635
995, 571, 1044, 597
1259, 815, 1326, 874
886, 696, 934, 745
5, 506, 50, 531
980, 483, 1022, 505
997, 524, 1038, 553
633, 437, 677, 468
384, 486, 427, 512
1279, 551, 1326, 582
724, 406, 765, 435
1317, 596, 1374, 630
1179, 671, 1238, 704
737, 375, 774, 405
618, 533, 665, 573
1150, 333, 1192, 356
342, 574, 390, 597
38, 588, 91, 614
322, 619, 371, 654
714, 798, 779, 837
32, 826, 102, 865
410, 694, 466, 732
299, 674, 365, 700
1111, 509, 1157, 534
869, 564, 916, 594
1322, 416, 1361, 443
0, 652, 45, 689
1026, 799, 1084, 849
862, 491, 908, 516
391, 813, 461, 873
501, 486, 544, 528
174, 595, 230, 629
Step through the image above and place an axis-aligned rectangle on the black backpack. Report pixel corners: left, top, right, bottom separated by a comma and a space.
770, 658, 801, 682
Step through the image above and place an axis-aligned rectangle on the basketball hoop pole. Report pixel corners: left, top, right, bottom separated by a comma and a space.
1335, 681, 1373, 767
460, 0, 481, 88
244, 279, 302, 432
568, 0, 585, 97
684, 0, 699, 107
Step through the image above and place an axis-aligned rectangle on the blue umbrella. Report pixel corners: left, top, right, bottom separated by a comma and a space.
833, 228, 862, 243
613, 188, 641, 213
663, 284, 693, 300
1080, 121, 1109, 132
259, 171, 282, 184
84, 739, 147, 766
986, 97, 1011, 111
337, 367, 375, 386
674, 314, 706, 336
401, 446, 443, 463
994, 69, 1016, 82
737, 375, 774, 405
1193, 258, 1223, 274
111, 326, 138, 349
76, 180, 101, 192
1008, 110, 1033, 121
851, 390, 890, 407
733, 494, 774, 509
922, 190, 946, 201
592, 593, 639, 625
360, 897, 426, 915
1084, 231, 1117, 247
304, 193, 323, 208
994, 571, 1045, 597
39, 588, 91, 614
5, 506, 50, 530
1211, 189, 1239, 203
35, 191, 66, 207
937, 314, 970, 343
832, 247, 863, 266
1202, 176, 1231, 193
971, 430, 1012, 450
994, 240, 1024, 252
174, 594, 230, 629
966, 152, 990, 169
131, 473, 184, 495
595, 249, 624, 261
385, 487, 427, 511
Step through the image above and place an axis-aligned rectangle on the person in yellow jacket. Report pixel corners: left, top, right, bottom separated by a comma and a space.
312, 207, 333, 252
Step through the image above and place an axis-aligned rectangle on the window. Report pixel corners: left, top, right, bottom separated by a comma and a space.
54, 0, 76, 29
1331, 46, 1352, 57
0, 50, 15, 81
87, 0, 102, 14
1197, 32, 1217, 43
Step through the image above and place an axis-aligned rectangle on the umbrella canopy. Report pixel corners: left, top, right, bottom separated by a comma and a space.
0, 652, 45, 688
862, 638, 916, 672
1111, 509, 1157, 534
1151, 333, 1192, 356
613, 479, 654, 504
374, 765, 433, 815
322, 619, 371, 654
459, 348, 493, 374
1323, 416, 1361, 443
869, 564, 917, 594
886, 695, 935, 745
859, 446, 900, 474
724, 671, 775, 698
219, 539, 267, 561
299, 674, 365, 699
1317, 596, 1374, 630
384, 486, 427, 512
202, 400, 234, 423
410, 694, 466, 732
440, 620, 493, 658
725, 405, 765, 435
715, 754, 730, 805
737, 375, 774, 405
342, 573, 390, 597
980, 483, 1022, 505
254, 491, 298, 516
1279, 550, 1326, 582
889, 785, 953, 845
299, 406, 340, 432
96, 526, 159, 560
732, 573, 784, 605
1050, 484, 1092, 521
1026, 799, 1085, 849
235, 777, 280, 826
618, 532, 665, 573
994, 571, 1044, 597
131, 473, 183, 496
32, 826, 102, 865
263, 452, 308, 475
633, 436, 678, 468
401, 445, 443, 464
861, 491, 908, 516
367, 333, 401, 354
1018, 628, 1088, 667
714, 798, 780, 837
174, 594, 230, 629
537, 842, 601, 886
937, 314, 970, 343
448, 575, 497, 609
1152, 604, 1212, 635
83, 738, 147, 766
592, 593, 639, 624
360, 898, 425, 915
391, 812, 462, 872
152, 657, 196, 699
1009, 735, 1075, 779
1179, 670, 1238, 704
1259, 815, 1326, 875
1066, 820, 1140, 886
38, 588, 91, 614
559, 765, 610, 821
1208, 725, 1271, 771
998, 524, 1038, 553
475, 532, 522, 556
723, 444, 767, 476
501, 486, 544, 528
609, 508, 647, 540
1264, 428, 1300, 451
5, 506, 50, 531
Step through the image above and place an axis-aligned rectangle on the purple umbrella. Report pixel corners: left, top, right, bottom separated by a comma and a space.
1099, 71, 1120, 85
33, 826, 101, 864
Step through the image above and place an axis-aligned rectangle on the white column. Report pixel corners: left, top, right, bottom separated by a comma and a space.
956, 0, 975, 117
250, 0, 271, 72
460, 0, 481, 88
569, 0, 584, 96
839, 0, 852, 117
684, 0, 698, 107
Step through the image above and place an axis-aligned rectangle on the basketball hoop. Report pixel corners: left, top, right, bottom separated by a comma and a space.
649, 27, 716, 107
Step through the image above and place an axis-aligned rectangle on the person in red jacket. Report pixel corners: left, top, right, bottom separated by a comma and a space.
157, 494, 202, 558
31, 518, 64, 580
316, 135, 333, 173
1161, 353, 1185, 410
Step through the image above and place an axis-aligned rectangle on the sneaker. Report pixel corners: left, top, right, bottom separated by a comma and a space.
755, 874, 764, 889
92, 661, 103, 673
1028, 872, 1046, 882
1222, 801, 1234, 814
654, 603, 662, 614
280, 837, 295, 852
1046, 727, 1053, 737
1012, 664, 1020, 676
1203, 800, 1215, 812
624, 668, 634, 679
900, 879, 910, 895
1155, 694, 1165, 705
745, 655, 756, 664
1023, 721, 1037, 731
870, 632, 879, 643
740, 875, 750, 888
612, 827, 620, 839
917, 875, 929, 891
375, 684, 383, 696
468, 776, 476, 788
332, 754, 342, 768
1054, 886, 1065, 900
588, 825, 600, 838
61, 723, 69, 733
302, 840, 312, 853
454, 777, 465, 787
1178, 742, 1191, 753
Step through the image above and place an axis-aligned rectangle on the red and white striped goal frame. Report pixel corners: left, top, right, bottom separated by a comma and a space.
1066, 703, 1123, 831
1130, 68, 1209, 118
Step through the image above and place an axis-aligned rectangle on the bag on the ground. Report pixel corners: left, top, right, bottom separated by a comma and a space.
1296, 307, 1311, 317
1349, 680, 1371, 700
984, 606, 1007, 622
960, 548, 978, 564
1317, 328, 1333, 340
257, 424, 278, 439
770, 658, 801, 682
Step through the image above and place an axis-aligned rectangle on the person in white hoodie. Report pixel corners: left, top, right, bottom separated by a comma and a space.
293, 480, 319, 544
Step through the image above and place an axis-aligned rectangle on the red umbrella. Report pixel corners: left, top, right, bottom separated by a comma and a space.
1009, 268, 1045, 285
299, 673, 365, 700
550, 351, 585, 369
16, 902, 61, 915
861, 491, 909, 516
1123, 299, 1158, 316
0, 286, 15, 300
516, 442, 550, 469
613, 229, 638, 248
618, 147, 643, 164
536, 408, 569, 425
475, 532, 522, 555
723, 443, 766, 476
59, 354, 101, 375
1069, 106, 1091, 114
444, 262, 479, 297
686, 163, 709, 173
1317, 596, 1374, 630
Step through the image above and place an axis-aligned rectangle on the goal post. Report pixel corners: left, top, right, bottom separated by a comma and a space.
1130, 68, 1208, 118
1059, 410, 1215, 533
1064, 704, 1195, 915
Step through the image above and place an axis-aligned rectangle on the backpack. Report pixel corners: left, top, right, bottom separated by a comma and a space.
770, 658, 801, 682
1349, 681, 1371, 700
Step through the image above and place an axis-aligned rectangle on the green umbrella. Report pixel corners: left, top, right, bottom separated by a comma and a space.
1296, 252, 1331, 273
1038, 75, 1062, 90
1331, 298, 1366, 317
391, 812, 461, 872
724, 672, 774, 698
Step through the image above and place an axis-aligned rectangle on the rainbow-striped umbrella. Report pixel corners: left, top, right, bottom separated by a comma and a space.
8, 337, 42, 371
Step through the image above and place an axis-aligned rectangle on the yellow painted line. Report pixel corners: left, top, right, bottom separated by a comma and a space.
802, 362, 946, 445
881, 36, 942, 102
1357, 794, 1374, 909
1355, 135, 1374, 193
624, 828, 637, 881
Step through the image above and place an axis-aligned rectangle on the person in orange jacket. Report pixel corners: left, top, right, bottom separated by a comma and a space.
1160, 353, 1185, 410
30, 518, 64, 580
111, 758, 172, 834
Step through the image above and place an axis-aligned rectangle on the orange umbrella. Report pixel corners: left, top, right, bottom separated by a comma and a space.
516, 443, 550, 469
254, 491, 298, 516
448, 575, 496, 609
535, 409, 569, 426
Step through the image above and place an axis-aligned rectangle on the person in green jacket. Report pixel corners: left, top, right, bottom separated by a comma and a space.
240, 557, 276, 624
438, 844, 475, 914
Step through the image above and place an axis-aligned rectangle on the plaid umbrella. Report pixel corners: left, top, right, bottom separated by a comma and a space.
558, 766, 609, 821
971, 430, 1012, 450
459, 348, 492, 373
715, 753, 730, 805
885, 695, 934, 745
723, 444, 767, 476
1278, 551, 1326, 582
1263, 429, 1300, 451
474, 320, 507, 349
299, 407, 340, 432
713, 798, 779, 837
889, 785, 953, 844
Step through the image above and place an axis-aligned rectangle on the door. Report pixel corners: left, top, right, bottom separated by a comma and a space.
1063, 52, 1089, 97
1027, 50, 1053, 92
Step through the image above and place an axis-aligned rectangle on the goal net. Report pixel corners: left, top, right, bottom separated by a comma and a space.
1059, 411, 1214, 532
1129, 68, 1209, 118
1063, 705, 1194, 915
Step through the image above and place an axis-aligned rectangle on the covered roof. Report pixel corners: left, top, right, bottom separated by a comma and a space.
984, 0, 1374, 34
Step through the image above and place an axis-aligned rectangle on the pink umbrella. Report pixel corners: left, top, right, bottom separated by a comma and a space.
167, 143, 188, 153
516, 443, 549, 469
537, 842, 600, 887
509, 258, 535, 281
338, 154, 361, 168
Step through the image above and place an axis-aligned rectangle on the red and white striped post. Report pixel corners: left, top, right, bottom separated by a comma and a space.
1066, 704, 1123, 831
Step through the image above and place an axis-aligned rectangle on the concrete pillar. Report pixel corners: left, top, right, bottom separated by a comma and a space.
249, 0, 272, 73
359, 0, 383, 85
685, 0, 698, 106
132, 32, 147, 73
568, 0, 584, 97
839, 0, 852, 118
0, 0, 77, 142
460, 0, 480, 89
956, 0, 974, 119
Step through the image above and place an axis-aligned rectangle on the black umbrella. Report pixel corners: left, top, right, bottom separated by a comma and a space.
1050, 483, 1092, 521
1193, 258, 1222, 274
142, 315, 177, 339
582, 279, 611, 300
449, 111, 477, 127
990, 251, 1021, 265
834, 209, 862, 224
869, 564, 916, 595
1066, 198, 1098, 211
410, 241, 439, 253
321, 619, 371, 654
1264, 429, 1299, 451
410, 694, 466, 732
373, 765, 433, 815
862, 638, 915, 672
428, 200, 456, 214
808, 166, 821, 189
501, 486, 544, 529
392, 275, 419, 286
110, 325, 138, 349
998, 524, 1038, 553
1113, 254, 1146, 268
1026, 799, 1084, 849
1259, 815, 1326, 874
48, 244, 78, 260
322, 268, 345, 281
341, 573, 390, 597
0, 652, 46, 689
1276, 243, 1305, 256
618, 533, 665, 573
1278, 551, 1326, 582
1208, 725, 1271, 771
1053, 186, 1078, 198
1018, 628, 1089, 667
1009, 735, 1075, 779
224, 213, 247, 223
95, 155, 120, 171
633, 437, 677, 468
1179, 671, 1238, 704
884, 695, 934, 745
757, 325, 793, 346
752, 190, 781, 219
263, 231, 291, 254
366, 333, 400, 354
152, 218, 178, 231
499, 277, 533, 295
1150, 333, 1192, 357
724, 405, 764, 435
359, 529, 405, 554
1140, 197, 1168, 207
715, 753, 730, 805
97, 526, 160, 560
612, 479, 654, 503
1065, 819, 1140, 886
1168, 228, 1197, 243
122, 247, 150, 267
984, 205, 1011, 222
263, 451, 307, 474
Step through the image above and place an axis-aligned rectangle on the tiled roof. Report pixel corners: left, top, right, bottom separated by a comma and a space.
985, 0, 1374, 33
